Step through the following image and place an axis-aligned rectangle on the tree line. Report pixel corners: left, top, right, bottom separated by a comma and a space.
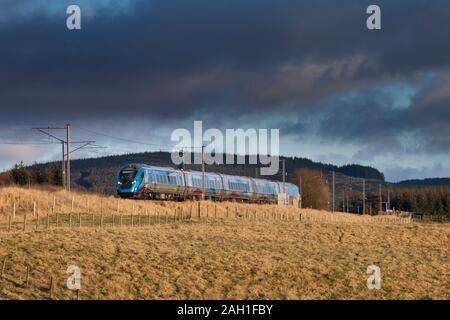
292, 169, 450, 215
0, 162, 62, 187
388, 186, 450, 215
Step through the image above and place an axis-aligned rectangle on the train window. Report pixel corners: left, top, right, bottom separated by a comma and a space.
145, 170, 151, 183
192, 176, 201, 188
168, 174, 177, 185
155, 171, 169, 184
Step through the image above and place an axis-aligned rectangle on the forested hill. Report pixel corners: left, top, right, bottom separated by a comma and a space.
67, 151, 384, 180
1, 151, 384, 195
397, 178, 450, 187
66, 151, 384, 194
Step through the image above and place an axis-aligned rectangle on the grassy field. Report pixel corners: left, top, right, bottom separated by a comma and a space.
0, 187, 448, 300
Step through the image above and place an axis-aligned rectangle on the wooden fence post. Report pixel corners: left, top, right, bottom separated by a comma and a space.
69, 213, 72, 228
101, 213, 104, 228
198, 202, 201, 218
49, 275, 54, 299
1, 256, 6, 278
33, 201, 36, 218
25, 265, 30, 288
79, 213, 82, 228
226, 206, 229, 218
71, 196, 74, 212
13, 202, 16, 220
120, 214, 123, 227
214, 205, 217, 218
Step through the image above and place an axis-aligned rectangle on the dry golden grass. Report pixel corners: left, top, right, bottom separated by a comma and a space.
0, 186, 448, 300
0, 186, 411, 225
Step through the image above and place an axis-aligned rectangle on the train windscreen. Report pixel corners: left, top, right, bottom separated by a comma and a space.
119, 169, 137, 188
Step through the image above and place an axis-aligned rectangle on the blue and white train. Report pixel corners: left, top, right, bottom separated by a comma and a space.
116, 163, 300, 206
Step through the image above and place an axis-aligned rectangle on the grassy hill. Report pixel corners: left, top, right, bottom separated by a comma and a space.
0, 187, 448, 300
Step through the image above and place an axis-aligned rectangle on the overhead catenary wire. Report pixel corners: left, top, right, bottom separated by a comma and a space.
74, 125, 202, 150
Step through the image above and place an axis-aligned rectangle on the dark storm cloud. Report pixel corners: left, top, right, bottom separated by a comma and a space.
0, 0, 449, 156
283, 70, 450, 156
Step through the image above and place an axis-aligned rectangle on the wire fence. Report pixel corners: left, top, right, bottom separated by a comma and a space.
1, 253, 81, 300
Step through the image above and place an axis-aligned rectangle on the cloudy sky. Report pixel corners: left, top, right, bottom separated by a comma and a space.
0, 0, 449, 182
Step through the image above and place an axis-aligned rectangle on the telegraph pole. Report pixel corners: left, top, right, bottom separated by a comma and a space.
33, 125, 96, 192
61, 141, 66, 190
201, 145, 205, 200
298, 175, 302, 209
282, 159, 286, 204
332, 171, 335, 212
387, 188, 390, 211
362, 179, 366, 215
66, 124, 71, 192
379, 184, 382, 214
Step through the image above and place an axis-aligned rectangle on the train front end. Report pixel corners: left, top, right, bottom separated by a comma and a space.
116, 164, 144, 198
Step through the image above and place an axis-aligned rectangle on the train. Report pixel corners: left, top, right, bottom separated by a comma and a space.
116, 163, 300, 206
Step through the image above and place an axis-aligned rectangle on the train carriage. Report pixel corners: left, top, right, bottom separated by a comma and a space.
220, 174, 254, 202
183, 171, 223, 200
253, 178, 279, 204
144, 166, 185, 200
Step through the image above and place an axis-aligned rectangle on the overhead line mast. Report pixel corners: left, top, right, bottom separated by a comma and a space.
32, 125, 96, 192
